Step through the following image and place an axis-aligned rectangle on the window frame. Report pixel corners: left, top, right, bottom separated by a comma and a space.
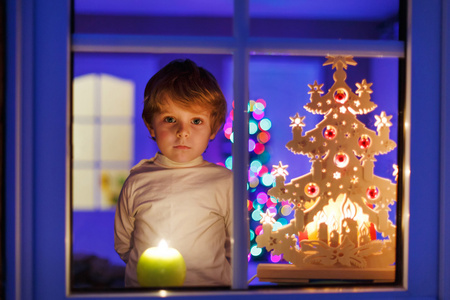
5, 0, 450, 298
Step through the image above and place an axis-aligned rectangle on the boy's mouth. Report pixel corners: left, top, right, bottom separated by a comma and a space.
174, 145, 190, 150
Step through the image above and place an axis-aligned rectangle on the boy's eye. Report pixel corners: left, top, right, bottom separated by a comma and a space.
192, 118, 203, 125
164, 117, 176, 123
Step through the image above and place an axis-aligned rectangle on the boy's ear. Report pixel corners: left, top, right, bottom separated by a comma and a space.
144, 121, 156, 138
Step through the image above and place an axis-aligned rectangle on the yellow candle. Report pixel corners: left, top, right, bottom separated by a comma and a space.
136, 240, 186, 287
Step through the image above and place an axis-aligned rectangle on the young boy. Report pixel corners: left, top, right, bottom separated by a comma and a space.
114, 59, 232, 287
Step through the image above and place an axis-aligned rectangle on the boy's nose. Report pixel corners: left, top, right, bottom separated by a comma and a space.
176, 124, 189, 138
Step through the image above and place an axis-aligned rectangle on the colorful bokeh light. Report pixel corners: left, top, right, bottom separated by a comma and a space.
261, 173, 274, 186
249, 120, 259, 135
250, 245, 263, 257
259, 118, 272, 131
223, 98, 292, 264
225, 156, 232, 170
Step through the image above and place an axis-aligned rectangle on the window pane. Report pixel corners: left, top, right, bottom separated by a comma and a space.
72, 72, 134, 211
250, 1, 401, 40
248, 55, 399, 286
73, 0, 233, 36
71, 52, 233, 289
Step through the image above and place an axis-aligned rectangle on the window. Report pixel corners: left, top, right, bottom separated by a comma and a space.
246, 56, 401, 286
70, 0, 407, 293
71, 53, 233, 287
9, 0, 450, 298
72, 73, 135, 210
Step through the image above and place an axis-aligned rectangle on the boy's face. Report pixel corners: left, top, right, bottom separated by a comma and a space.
147, 99, 217, 163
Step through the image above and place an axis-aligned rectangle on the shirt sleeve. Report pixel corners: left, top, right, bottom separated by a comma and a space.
114, 178, 134, 263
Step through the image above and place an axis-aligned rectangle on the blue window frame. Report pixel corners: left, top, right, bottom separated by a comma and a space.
5, 0, 450, 299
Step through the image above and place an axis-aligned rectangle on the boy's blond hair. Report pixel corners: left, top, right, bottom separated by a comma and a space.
142, 59, 227, 135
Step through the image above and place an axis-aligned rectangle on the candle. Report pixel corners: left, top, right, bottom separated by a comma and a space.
341, 197, 358, 246
329, 215, 339, 247
261, 210, 276, 234
318, 223, 328, 244
275, 175, 285, 187
293, 125, 303, 140
262, 223, 272, 235
359, 224, 370, 246
342, 218, 358, 246
290, 113, 305, 140
136, 240, 186, 287
330, 230, 339, 247
379, 125, 389, 140
271, 162, 288, 188
317, 212, 328, 244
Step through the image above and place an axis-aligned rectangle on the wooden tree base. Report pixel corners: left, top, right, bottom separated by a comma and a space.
257, 263, 395, 283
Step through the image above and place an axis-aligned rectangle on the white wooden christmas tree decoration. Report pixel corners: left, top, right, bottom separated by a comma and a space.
256, 56, 398, 283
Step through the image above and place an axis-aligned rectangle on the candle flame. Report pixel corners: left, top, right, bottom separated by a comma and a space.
359, 223, 369, 236
330, 214, 338, 230
158, 240, 169, 249
341, 196, 356, 219
318, 211, 327, 223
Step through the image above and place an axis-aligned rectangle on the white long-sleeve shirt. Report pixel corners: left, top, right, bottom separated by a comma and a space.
114, 153, 233, 287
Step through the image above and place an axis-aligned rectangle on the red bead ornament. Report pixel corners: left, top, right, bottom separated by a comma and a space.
334, 88, 348, 104
358, 135, 371, 149
366, 186, 379, 200
323, 126, 337, 140
334, 152, 349, 168
305, 183, 320, 198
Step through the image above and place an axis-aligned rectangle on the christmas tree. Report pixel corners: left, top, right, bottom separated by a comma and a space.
223, 99, 285, 263
256, 56, 398, 282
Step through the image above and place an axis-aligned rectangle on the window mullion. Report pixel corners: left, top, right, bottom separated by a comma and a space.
71, 34, 405, 58
248, 37, 405, 58
71, 34, 235, 54
231, 0, 250, 290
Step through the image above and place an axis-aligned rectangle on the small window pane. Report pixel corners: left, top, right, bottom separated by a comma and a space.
73, 169, 96, 210
73, 74, 96, 116
73, 0, 233, 36
71, 52, 233, 289
100, 75, 134, 117
250, 1, 400, 40
100, 124, 134, 161
248, 55, 399, 286
73, 123, 95, 161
